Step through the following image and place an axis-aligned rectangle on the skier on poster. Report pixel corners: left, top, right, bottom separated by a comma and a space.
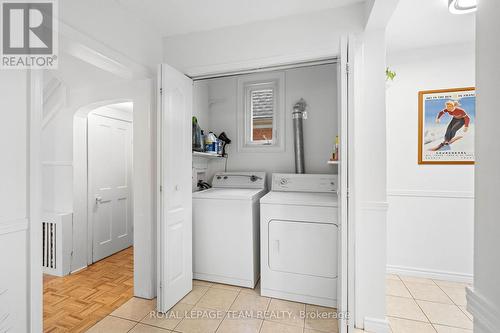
430, 100, 470, 151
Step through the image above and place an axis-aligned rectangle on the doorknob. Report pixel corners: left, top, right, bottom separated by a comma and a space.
95, 196, 103, 204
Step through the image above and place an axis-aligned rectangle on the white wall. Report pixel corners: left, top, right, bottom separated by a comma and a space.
193, 80, 210, 131
60, 0, 162, 70
0, 71, 29, 332
470, 1, 500, 332
386, 43, 475, 282
193, 64, 338, 184
163, 4, 365, 76
42, 86, 74, 213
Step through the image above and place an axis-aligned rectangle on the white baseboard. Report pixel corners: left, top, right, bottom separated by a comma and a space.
387, 265, 473, 284
364, 317, 390, 333
70, 265, 87, 275
467, 287, 500, 333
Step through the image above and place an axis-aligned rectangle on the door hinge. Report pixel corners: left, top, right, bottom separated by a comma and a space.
345, 63, 350, 75
160, 185, 163, 192
159, 87, 163, 95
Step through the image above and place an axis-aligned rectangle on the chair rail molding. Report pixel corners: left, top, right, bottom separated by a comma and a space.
0, 218, 29, 235
42, 161, 73, 166
467, 287, 500, 333
388, 189, 474, 199
359, 200, 389, 211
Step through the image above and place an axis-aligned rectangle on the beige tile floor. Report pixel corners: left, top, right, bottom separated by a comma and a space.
385, 274, 473, 333
86, 275, 473, 333
86, 280, 339, 333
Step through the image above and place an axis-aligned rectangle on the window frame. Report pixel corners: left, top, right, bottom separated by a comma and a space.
237, 72, 285, 152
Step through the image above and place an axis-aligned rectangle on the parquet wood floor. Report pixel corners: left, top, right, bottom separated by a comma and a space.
43, 247, 134, 333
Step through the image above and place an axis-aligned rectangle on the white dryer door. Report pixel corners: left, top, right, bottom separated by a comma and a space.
268, 220, 338, 278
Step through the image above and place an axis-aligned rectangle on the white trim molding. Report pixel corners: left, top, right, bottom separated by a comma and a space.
364, 317, 390, 333
467, 287, 500, 333
42, 161, 73, 166
388, 189, 474, 199
41, 98, 65, 129
359, 200, 389, 211
59, 22, 152, 80
185, 49, 340, 78
387, 265, 473, 284
0, 218, 29, 235
29, 69, 44, 333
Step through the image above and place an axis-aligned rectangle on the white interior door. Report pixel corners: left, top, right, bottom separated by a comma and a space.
338, 36, 349, 333
157, 64, 193, 312
88, 113, 133, 262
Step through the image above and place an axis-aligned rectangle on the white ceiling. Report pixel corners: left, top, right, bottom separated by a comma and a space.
116, 0, 365, 37
387, 0, 475, 53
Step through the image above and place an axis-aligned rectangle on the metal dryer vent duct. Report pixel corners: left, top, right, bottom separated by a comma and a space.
292, 98, 307, 174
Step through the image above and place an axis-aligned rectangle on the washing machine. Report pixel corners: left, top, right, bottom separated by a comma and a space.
193, 172, 267, 288
260, 173, 338, 307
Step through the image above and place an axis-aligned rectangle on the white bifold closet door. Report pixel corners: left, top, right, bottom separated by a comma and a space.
157, 64, 193, 312
88, 113, 133, 263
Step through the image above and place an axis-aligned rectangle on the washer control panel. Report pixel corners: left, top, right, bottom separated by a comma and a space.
212, 172, 266, 189
271, 173, 337, 193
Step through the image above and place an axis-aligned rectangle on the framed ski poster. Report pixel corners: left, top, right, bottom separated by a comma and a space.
418, 87, 475, 165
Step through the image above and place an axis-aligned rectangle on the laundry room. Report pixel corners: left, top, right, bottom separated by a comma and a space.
188, 60, 345, 317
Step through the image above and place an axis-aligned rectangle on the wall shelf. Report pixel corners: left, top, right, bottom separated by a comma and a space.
327, 160, 339, 165
193, 151, 226, 159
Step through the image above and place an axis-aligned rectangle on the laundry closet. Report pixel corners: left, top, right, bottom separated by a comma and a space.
157, 51, 349, 331
189, 61, 343, 304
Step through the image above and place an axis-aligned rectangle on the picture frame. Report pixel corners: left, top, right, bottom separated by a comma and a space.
418, 87, 475, 165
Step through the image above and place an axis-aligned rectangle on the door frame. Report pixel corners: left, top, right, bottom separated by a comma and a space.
74, 100, 134, 266
29, 31, 156, 332
157, 34, 356, 328
29, 69, 44, 333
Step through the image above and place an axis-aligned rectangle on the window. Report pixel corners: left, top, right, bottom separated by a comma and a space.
237, 72, 285, 152
251, 88, 274, 143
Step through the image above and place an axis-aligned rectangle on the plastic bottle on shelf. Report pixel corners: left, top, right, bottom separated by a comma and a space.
331, 136, 339, 161
334, 136, 339, 160
217, 138, 223, 155
204, 131, 218, 154
192, 117, 203, 152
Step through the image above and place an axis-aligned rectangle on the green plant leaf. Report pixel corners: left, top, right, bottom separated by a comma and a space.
386, 67, 396, 81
